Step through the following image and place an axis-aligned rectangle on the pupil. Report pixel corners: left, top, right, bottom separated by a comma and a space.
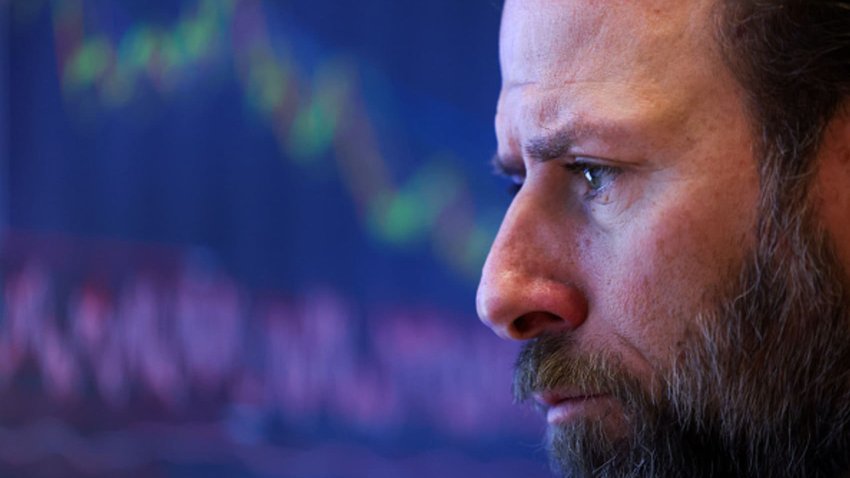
584, 169, 601, 189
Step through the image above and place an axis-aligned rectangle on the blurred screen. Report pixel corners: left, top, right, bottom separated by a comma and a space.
0, 1, 550, 476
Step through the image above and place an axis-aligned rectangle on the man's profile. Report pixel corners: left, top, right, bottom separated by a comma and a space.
476, 0, 850, 476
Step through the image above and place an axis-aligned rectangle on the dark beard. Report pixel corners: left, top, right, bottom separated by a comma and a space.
514, 215, 850, 477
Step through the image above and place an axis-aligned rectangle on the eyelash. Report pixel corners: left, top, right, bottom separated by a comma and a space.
507, 176, 523, 196
506, 162, 620, 200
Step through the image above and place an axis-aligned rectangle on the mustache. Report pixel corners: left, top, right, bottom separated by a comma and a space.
513, 333, 648, 407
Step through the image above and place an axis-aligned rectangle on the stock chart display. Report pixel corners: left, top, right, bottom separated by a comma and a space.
0, 1, 550, 476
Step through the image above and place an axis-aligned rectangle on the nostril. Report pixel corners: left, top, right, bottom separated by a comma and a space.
512, 312, 570, 339
477, 271, 589, 341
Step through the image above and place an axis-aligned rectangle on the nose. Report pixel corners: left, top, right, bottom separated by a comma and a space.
476, 190, 589, 340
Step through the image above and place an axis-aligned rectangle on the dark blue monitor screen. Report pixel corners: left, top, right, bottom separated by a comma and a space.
0, 1, 551, 477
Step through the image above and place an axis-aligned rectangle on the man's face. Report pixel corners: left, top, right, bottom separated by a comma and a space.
481, 0, 760, 354
477, 0, 850, 476
480, 0, 757, 422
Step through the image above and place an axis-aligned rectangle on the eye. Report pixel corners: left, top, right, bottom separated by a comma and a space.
491, 154, 525, 198
565, 161, 620, 199
507, 174, 524, 196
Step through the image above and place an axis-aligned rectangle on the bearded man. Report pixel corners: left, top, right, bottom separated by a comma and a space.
476, 0, 850, 476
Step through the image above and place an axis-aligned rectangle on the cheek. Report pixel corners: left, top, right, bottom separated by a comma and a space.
585, 199, 755, 365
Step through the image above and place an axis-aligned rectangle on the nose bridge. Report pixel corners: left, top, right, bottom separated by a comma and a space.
477, 188, 589, 340
487, 191, 545, 278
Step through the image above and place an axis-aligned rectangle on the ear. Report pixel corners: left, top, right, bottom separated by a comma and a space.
812, 106, 850, 266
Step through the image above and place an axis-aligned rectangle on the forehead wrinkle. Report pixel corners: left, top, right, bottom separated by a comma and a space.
507, 80, 646, 133
498, 80, 702, 162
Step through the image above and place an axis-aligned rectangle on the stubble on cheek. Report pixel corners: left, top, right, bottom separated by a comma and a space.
606, 198, 754, 368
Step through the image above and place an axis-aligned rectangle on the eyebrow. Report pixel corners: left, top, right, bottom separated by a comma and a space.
491, 128, 578, 177
490, 153, 522, 177
526, 129, 577, 162
491, 121, 624, 177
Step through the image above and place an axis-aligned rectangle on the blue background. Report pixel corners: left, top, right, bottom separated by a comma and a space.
0, 1, 552, 476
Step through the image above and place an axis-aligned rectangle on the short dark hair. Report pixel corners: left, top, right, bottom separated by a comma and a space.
718, 1, 850, 215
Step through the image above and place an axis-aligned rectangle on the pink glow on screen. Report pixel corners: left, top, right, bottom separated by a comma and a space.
0, 235, 534, 440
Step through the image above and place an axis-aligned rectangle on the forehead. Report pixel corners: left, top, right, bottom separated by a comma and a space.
499, 0, 716, 88
497, 0, 731, 157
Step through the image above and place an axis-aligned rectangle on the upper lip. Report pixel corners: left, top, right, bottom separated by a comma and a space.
535, 389, 605, 407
